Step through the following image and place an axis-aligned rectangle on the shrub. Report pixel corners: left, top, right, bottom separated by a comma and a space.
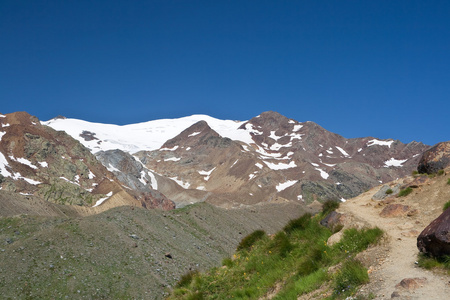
447, 178, 450, 185
267, 232, 294, 257
322, 199, 340, 215
443, 201, 450, 212
283, 213, 312, 234
334, 259, 369, 296
412, 170, 419, 176
438, 169, 445, 176
237, 230, 266, 251
385, 189, 393, 195
398, 187, 413, 197
176, 270, 199, 288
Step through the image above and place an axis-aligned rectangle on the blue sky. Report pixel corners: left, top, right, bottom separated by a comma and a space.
1, 1, 449, 145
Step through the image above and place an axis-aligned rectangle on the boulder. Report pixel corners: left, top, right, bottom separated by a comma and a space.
417, 141, 450, 174
380, 204, 410, 218
320, 211, 346, 231
417, 207, 450, 257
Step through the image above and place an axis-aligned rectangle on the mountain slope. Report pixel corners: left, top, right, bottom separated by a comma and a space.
0, 112, 174, 211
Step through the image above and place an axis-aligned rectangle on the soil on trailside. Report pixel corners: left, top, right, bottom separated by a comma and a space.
336, 169, 450, 300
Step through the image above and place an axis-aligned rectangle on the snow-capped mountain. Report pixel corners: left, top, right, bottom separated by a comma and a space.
42, 111, 429, 208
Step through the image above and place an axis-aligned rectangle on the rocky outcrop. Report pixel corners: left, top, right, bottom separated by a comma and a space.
380, 204, 410, 218
417, 207, 450, 257
417, 141, 450, 174
95, 149, 175, 210
0, 112, 142, 210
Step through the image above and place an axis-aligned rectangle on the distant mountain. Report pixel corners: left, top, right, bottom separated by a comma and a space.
0, 112, 174, 212
43, 111, 429, 208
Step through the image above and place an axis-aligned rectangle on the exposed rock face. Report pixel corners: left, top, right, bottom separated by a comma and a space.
417, 207, 450, 257
133, 111, 429, 207
320, 211, 346, 231
380, 204, 410, 218
0, 112, 142, 210
417, 141, 450, 174
95, 149, 175, 210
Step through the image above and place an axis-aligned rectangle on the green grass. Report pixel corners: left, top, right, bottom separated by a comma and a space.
437, 169, 445, 176
398, 187, 413, 197
385, 189, 393, 195
447, 178, 450, 185
236, 230, 266, 251
443, 201, 450, 212
417, 253, 450, 275
168, 214, 383, 300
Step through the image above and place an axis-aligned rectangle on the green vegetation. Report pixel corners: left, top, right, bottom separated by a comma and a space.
412, 170, 419, 176
236, 230, 266, 251
398, 187, 413, 197
417, 253, 450, 275
443, 201, 450, 212
322, 200, 340, 216
447, 178, 450, 185
169, 213, 383, 299
437, 169, 445, 176
385, 189, 393, 195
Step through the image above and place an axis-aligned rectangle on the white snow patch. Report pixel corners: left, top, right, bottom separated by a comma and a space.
107, 164, 120, 173
164, 157, 181, 162
2, 123, 10, 127
10, 156, 38, 169
93, 192, 113, 207
74, 175, 80, 183
335, 146, 350, 157
38, 161, 48, 168
289, 132, 303, 140
148, 171, 158, 190
160, 145, 179, 151
22, 177, 42, 185
255, 162, 263, 169
0, 114, 5, 118
367, 139, 394, 148
340, 198, 346, 202
288, 120, 295, 124
384, 158, 408, 167
199, 167, 216, 181
231, 159, 239, 168
188, 131, 201, 137
249, 173, 256, 180
269, 131, 280, 140
0, 131, 5, 141
139, 171, 147, 185
293, 124, 303, 132
323, 163, 336, 167
196, 186, 206, 191
326, 150, 333, 154
263, 160, 297, 170
315, 167, 329, 179
358, 148, 363, 152
185, 147, 191, 151
276, 180, 297, 192
59, 176, 80, 186
169, 177, 190, 189
310, 162, 319, 167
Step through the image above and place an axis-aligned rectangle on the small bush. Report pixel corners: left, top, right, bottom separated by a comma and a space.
268, 232, 294, 257
385, 189, 393, 195
398, 187, 413, 197
412, 170, 419, 176
283, 213, 312, 234
322, 200, 340, 215
417, 253, 450, 272
334, 259, 369, 296
447, 178, 450, 185
237, 230, 266, 251
443, 201, 450, 212
176, 270, 199, 288
438, 169, 445, 176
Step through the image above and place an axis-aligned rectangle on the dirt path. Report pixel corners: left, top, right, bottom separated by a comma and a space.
338, 175, 450, 299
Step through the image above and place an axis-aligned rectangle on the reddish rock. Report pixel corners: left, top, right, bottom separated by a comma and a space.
380, 204, 410, 218
395, 277, 427, 290
417, 141, 450, 174
417, 208, 450, 257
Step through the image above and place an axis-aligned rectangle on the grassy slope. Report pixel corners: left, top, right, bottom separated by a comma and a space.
169, 208, 383, 300
0, 202, 309, 299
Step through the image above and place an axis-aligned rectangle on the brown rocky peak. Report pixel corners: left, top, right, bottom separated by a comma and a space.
1, 111, 40, 127
160, 120, 225, 149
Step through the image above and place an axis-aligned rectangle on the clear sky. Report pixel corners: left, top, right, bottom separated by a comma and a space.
1, 1, 449, 146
